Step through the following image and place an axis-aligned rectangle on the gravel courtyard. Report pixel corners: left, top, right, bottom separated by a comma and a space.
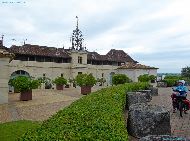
0, 86, 104, 123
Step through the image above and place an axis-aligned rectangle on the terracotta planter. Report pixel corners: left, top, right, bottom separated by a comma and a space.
81, 86, 91, 95
56, 84, 64, 90
20, 90, 32, 101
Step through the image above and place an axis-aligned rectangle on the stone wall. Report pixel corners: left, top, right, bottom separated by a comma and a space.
0, 58, 10, 104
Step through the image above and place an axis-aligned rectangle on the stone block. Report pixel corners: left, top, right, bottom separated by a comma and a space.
126, 92, 147, 110
157, 82, 167, 87
137, 90, 152, 102
150, 87, 158, 96
127, 103, 171, 138
139, 135, 189, 141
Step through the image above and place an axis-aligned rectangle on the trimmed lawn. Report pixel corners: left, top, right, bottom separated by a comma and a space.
0, 120, 40, 141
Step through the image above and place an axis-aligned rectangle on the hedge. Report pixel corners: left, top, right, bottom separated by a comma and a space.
162, 79, 178, 87
19, 82, 150, 141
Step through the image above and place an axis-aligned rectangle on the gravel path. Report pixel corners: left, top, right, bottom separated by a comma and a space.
0, 87, 84, 123
0, 86, 106, 123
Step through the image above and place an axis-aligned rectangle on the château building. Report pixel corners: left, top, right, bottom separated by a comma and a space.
0, 17, 158, 103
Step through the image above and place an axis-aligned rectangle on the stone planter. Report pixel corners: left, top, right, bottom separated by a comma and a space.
150, 87, 158, 96
137, 90, 152, 102
56, 84, 64, 90
127, 103, 171, 138
20, 90, 32, 101
126, 92, 147, 110
81, 86, 91, 95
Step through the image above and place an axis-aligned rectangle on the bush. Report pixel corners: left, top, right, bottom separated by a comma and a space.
162, 79, 178, 87
112, 74, 130, 85
149, 75, 156, 83
75, 73, 96, 87
138, 74, 150, 82
53, 77, 67, 85
11, 76, 41, 92
164, 75, 182, 79
19, 82, 149, 141
37, 77, 52, 89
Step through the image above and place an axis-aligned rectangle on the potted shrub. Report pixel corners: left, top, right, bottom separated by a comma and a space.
11, 76, 40, 101
37, 77, 52, 89
97, 78, 106, 86
75, 73, 96, 95
53, 76, 67, 90
112, 74, 130, 85
149, 75, 157, 83
138, 74, 150, 82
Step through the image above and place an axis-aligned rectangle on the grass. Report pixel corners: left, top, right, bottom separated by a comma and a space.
0, 120, 40, 141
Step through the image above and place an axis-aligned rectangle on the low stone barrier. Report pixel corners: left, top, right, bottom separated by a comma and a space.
126, 92, 147, 110
157, 82, 167, 87
139, 135, 189, 141
150, 87, 158, 96
127, 103, 171, 138
137, 90, 152, 102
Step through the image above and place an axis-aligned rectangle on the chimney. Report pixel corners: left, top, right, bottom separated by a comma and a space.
0, 35, 4, 47
0, 40, 3, 47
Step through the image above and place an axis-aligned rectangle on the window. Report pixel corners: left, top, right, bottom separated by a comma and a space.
61, 73, 64, 77
54, 58, 63, 63
78, 72, 82, 74
43, 73, 46, 77
36, 56, 44, 62
45, 57, 52, 62
102, 73, 104, 77
29, 56, 35, 61
78, 56, 82, 64
20, 56, 28, 61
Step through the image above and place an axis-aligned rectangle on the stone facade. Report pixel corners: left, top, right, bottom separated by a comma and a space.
0, 49, 14, 104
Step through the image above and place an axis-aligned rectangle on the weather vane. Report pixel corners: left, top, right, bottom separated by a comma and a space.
23, 38, 27, 45
71, 16, 84, 50
1, 34, 4, 41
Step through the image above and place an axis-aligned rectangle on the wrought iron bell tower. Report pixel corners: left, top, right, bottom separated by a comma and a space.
71, 16, 84, 50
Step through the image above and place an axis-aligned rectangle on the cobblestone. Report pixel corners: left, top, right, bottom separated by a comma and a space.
128, 87, 190, 141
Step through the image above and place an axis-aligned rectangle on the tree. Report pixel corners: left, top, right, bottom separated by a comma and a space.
181, 66, 190, 80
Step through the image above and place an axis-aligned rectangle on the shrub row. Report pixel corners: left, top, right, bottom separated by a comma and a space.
162, 79, 178, 87
19, 82, 150, 141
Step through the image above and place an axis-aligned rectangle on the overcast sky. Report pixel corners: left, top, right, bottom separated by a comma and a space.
1, 0, 190, 73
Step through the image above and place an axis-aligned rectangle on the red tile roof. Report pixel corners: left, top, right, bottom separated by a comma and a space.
106, 49, 137, 63
8, 44, 138, 63
118, 63, 158, 69
9, 44, 71, 58
87, 49, 137, 63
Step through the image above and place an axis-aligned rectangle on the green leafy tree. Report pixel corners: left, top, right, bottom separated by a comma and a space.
181, 66, 190, 80
112, 74, 130, 85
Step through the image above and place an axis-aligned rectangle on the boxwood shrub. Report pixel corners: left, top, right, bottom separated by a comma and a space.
18, 82, 149, 141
